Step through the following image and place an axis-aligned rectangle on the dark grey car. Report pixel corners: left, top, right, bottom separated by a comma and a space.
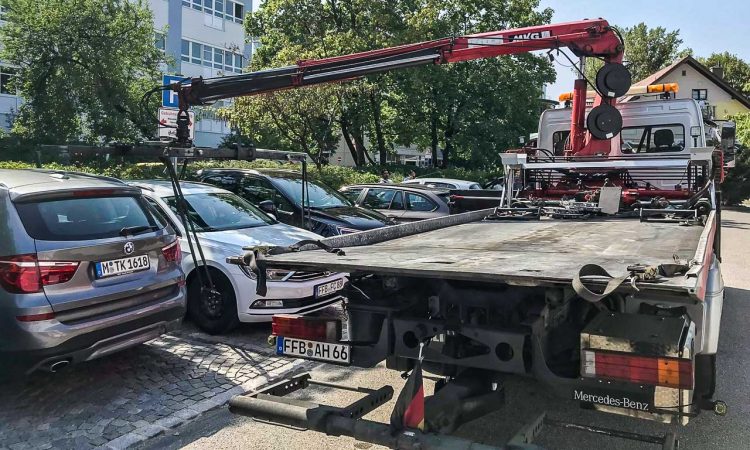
340, 184, 451, 223
0, 169, 186, 375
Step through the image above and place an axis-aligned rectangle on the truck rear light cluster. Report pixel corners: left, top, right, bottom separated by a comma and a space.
0, 254, 79, 294
582, 350, 693, 390
272, 314, 342, 342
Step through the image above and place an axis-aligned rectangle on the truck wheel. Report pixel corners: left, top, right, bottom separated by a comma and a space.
187, 269, 239, 335
694, 354, 716, 402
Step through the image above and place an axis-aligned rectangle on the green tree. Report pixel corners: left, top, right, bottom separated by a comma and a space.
0, 0, 165, 144
238, 0, 406, 166
584, 23, 687, 83
699, 52, 750, 96
390, 0, 555, 167
234, 0, 554, 169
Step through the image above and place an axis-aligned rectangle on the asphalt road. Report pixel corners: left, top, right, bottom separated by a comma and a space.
140, 208, 750, 450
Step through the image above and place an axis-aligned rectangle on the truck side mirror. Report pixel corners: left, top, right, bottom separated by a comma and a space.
258, 200, 278, 217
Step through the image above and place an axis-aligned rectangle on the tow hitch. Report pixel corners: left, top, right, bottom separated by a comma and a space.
228, 372, 680, 450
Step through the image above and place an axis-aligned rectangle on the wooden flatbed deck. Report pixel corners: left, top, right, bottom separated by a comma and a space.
266, 216, 713, 297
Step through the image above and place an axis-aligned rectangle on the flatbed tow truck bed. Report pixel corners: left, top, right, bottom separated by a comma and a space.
264, 211, 716, 299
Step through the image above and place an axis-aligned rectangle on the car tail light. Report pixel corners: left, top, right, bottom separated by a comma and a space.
71, 189, 118, 197
16, 312, 56, 322
582, 350, 693, 390
0, 254, 79, 294
161, 240, 181, 264
272, 314, 342, 343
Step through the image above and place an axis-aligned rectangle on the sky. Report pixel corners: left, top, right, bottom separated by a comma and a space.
538, 0, 750, 99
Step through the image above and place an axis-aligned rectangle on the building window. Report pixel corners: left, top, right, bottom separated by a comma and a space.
692, 89, 708, 101
228, 0, 244, 23
155, 32, 166, 53
183, 0, 243, 24
681, 70, 686, 76
1, 67, 17, 95
181, 39, 244, 73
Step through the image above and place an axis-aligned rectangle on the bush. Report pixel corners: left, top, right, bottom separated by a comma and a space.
0, 160, 503, 189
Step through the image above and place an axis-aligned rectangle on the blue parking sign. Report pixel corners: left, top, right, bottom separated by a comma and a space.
161, 75, 189, 108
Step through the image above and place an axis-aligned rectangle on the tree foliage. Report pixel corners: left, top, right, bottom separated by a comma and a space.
224, 0, 555, 168
699, 52, 750, 96
0, 0, 165, 144
584, 23, 688, 83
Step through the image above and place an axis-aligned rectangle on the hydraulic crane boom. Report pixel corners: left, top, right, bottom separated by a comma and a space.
170, 18, 627, 155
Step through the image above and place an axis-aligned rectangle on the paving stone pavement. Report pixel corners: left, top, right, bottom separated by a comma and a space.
0, 327, 308, 450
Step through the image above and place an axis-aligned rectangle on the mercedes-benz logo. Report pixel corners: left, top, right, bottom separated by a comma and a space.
124, 242, 135, 255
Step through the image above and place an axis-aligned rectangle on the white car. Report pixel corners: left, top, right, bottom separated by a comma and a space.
129, 180, 347, 334
401, 177, 481, 190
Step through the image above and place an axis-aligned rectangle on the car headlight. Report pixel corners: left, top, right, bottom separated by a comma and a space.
336, 226, 360, 235
266, 269, 293, 281
239, 265, 293, 281
238, 264, 257, 280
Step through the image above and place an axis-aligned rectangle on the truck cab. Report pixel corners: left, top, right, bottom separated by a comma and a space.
538, 98, 707, 160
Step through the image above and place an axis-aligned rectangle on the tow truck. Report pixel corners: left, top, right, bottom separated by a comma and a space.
164, 18, 728, 449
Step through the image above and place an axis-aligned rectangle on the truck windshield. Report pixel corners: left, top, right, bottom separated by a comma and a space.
274, 177, 352, 209
621, 124, 685, 154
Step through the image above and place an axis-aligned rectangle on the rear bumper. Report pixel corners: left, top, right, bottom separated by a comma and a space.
0, 286, 185, 373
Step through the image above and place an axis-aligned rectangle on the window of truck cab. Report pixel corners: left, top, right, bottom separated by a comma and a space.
620, 124, 685, 153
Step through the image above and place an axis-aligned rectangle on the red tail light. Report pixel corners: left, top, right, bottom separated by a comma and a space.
272, 314, 342, 343
16, 312, 56, 322
582, 350, 693, 390
161, 240, 181, 264
71, 189, 118, 197
0, 254, 79, 294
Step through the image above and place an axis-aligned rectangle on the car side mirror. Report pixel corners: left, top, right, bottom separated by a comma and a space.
258, 200, 277, 216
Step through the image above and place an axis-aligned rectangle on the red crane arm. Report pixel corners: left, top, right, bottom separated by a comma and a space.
172, 18, 624, 153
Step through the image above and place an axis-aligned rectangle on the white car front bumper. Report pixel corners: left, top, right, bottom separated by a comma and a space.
234, 271, 347, 323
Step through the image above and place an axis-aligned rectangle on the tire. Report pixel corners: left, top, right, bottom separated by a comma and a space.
187, 268, 239, 335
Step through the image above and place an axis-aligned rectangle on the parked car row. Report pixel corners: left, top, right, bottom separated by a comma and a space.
1, 168, 480, 375
340, 184, 451, 222
197, 168, 391, 236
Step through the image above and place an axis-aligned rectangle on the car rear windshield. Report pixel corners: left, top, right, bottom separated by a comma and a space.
164, 192, 275, 232
15, 195, 166, 241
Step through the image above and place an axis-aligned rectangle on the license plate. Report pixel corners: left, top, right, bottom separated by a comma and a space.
276, 336, 350, 364
315, 279, 345, 298
95, 255, 150, 278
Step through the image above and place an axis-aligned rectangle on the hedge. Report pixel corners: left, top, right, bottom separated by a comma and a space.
0, 160, 503, 190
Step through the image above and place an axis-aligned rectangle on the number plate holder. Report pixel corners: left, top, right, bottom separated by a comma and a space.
314, 278, 345, 298
95, 255, 150, 279
276, 336, 350, 364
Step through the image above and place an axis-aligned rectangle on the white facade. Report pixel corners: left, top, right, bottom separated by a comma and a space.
153, 0, 256, 147
0, 7, 20, 131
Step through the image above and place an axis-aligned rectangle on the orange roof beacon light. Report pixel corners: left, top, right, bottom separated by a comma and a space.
558, 83, 680, 103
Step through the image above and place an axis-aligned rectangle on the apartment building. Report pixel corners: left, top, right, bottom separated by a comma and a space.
152, 0, 258, 147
